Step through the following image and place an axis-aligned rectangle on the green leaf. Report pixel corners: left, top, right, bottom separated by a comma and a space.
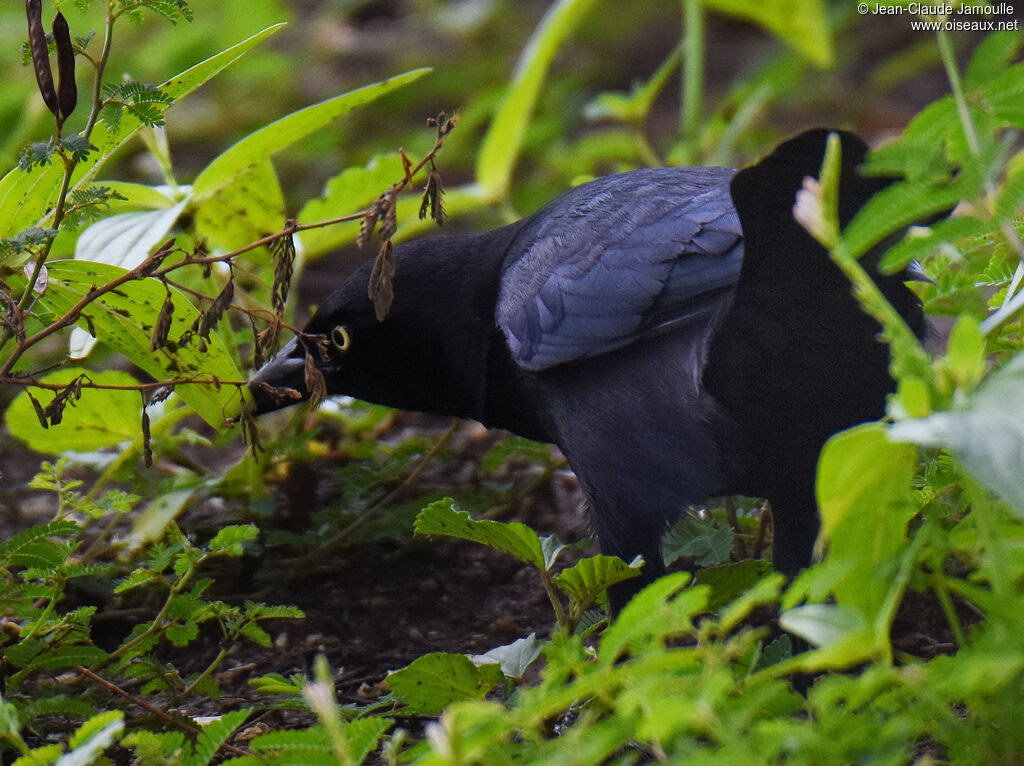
192, 69, 431, 201
414, 498, 545, 568
476, 0, 601, 200
843, 178, 969, 261
296, 152, 405, 259
68, 710, 124, 752
191, 709, 251, 766
693, 559, 773, 612
193, 159, 284, 256
0, 521, 79, 565
27, 645, 109, 672
5, 369, 141, 453
878, 216, 990, 273
554, 554, 643, 610
207, 524, 258, 554
30, 260, 244, 428
964, 30, 1024, 91
890, 351, 1024, 517
387, 653, 504, 714
0, 24, 284, 239
125, 490, 196, 553
340, 717, 393, 765
702, 0, 832, 67
945, 314, 986, 390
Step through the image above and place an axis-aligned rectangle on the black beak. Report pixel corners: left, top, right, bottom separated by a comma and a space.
904, 259, 933, 285
249, 337, 308, 414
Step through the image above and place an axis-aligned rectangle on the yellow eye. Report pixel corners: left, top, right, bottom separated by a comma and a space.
331, 325, 351, 351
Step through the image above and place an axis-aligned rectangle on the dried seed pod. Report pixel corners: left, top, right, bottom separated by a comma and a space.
358, 197, 383, 249
271, 223, 296, 317
199, 278, 234, 341
368, 239, 395, 321
26, 0, 59, 118
249, 379, 303, 407
419, 164, 445, 225
27, 390, 48, 429
304, 352, 327, 409
52, 12, 76, 124
141, 406, 152, 468
378, 185, 398, 241
150, 291, 174, 351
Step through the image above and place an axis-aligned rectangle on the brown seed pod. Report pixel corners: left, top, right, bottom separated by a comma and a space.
141, 406, 152, 468
199, 278, 234, 341
368, 239, 395, 321
27, 390, 48, 429
26, 0, 59, 118
271, 224, 296, 317
52, 12, 76, 125
304, 352, 327, 409
150, 291, 174, 351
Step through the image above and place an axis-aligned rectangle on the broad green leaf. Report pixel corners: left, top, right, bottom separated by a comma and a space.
193, 159, 284, 258
414, 498, 545, 568
387, 653, 504, 714
192, 69, 432, 201
70, 199, 190, 359
468, 634, 543, 678
693, 558, 773, 612
67, 710, 124, 751
95, 182, 180, 212
5, 369, 141, 453
702, 0, 832, 67
30, 260, 245, 428
817, 424, 917, 552
554, 554, 643, 609
0, 24, 284, 239
817, 424, 918, 621
476, 0, 600, 200
296, 152, 405, 258
890, 351, 1024, 517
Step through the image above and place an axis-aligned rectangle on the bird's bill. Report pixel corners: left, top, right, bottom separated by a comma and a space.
249, 336, 309, 414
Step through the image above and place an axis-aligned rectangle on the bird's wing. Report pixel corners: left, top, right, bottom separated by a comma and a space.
497, 167, 743, 371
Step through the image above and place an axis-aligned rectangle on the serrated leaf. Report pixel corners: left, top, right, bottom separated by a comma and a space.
0, 521, 79, 564
28, 645, 108, 671
192, 69, 431, 201
387, 653, 503, 714
964, 30, 1024, 91
414, 498, 544, 567
114, 569, 158, 594
26, 261, 244, 428
554, 554, 643, 609
878, 216, 990, 273
890, 351, 1024, 517
208, 524, 258, 553
191, 709, 251, 766
5, 369, 141, 453
843, 178, 969, 261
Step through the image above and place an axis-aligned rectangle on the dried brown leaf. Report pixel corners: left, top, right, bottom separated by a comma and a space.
304, 352, 327, 409
368, 240, 395, 321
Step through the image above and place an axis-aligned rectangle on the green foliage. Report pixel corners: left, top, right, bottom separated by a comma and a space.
0, 2, 1023, 764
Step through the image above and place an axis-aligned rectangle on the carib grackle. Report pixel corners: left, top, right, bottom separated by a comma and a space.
250, 129, 926, 612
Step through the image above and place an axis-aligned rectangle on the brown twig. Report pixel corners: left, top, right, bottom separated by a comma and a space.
75, 665, 248, 758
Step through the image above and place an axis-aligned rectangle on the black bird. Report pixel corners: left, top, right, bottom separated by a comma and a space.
250, 129, 925, 612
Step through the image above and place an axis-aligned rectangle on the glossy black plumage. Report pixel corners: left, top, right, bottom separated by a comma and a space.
251, 129, 925, 612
